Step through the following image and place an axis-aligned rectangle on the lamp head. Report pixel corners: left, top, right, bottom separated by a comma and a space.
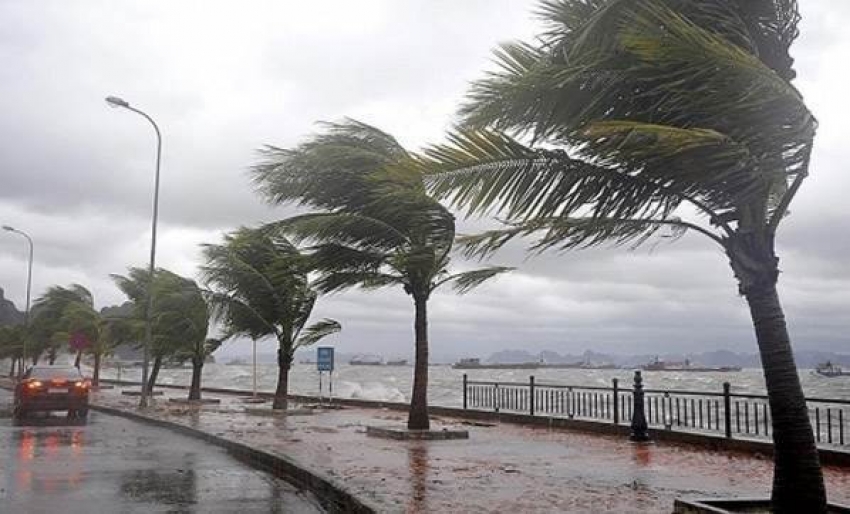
105, 95, 130, 108
2, 225, 14, 232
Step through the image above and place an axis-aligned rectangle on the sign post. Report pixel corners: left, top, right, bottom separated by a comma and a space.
317, 347, 335, 406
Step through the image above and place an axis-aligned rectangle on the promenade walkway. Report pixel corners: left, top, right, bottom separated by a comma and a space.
92, 386, 850, 513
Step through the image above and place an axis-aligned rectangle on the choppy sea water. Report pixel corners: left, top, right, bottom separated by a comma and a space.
97, 363, 850, 406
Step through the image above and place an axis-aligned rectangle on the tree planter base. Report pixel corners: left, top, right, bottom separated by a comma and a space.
167, 398, 221, 405
244, 407, 313, 417
121, 390, 164, 396
366, 425, 469, 440
673, 498, 850, 513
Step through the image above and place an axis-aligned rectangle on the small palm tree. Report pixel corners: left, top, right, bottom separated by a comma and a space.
0, 325, 24, 376
424, 1, 822, 510
112, 268, 209, 394
58, 299, 138, 386
153, 277, 217, 401
32, 284, 137, 385
251, 120, 511, 429
201, 227, 341, 410
30, 285, 93, 365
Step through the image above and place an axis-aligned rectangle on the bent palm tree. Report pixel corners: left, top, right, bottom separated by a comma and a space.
150, 274, 215, 400
201, 227, 340, 410
112, 268, 207, 394
424, 1, 821, 510
0, 325, 24, 376
252, 120, 512, 429
30, 285, 135, 384
30, 285, 94, 365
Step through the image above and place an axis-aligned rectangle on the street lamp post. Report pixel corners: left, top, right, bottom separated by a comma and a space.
2, 225, 33, 375
105, 95, 162, 408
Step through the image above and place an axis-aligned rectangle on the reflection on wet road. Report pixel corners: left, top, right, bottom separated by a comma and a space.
0, 389, 324, 513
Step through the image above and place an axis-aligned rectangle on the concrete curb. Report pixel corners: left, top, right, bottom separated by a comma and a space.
89, 403, 378, 514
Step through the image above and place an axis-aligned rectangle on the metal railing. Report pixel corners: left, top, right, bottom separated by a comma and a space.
462, 373, 850, 448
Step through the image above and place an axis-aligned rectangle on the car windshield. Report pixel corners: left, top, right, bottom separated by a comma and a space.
28, 367, 83, 381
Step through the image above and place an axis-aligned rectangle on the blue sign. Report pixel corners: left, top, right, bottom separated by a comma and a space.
317, 347, 335, 372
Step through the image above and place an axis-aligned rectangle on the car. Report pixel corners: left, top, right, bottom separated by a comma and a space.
13, 365, 90, 419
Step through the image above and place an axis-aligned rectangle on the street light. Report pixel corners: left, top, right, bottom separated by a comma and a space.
2, 225, 33, 375
105, 95, 162, 408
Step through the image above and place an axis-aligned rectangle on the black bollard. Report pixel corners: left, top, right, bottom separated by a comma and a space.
630, 370, 651, 442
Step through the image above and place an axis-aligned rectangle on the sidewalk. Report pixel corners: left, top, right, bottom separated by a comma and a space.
93, 386, 850, 514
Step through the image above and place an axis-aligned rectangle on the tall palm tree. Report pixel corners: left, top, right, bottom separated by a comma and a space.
251, 120, 512, 430
201, 227, 341, 410
424, 0, 821, 510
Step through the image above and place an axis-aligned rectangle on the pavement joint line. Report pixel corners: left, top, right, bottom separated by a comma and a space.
86, 401, 379, 514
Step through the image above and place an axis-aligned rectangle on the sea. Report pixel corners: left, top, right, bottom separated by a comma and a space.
96, 363, 850, 406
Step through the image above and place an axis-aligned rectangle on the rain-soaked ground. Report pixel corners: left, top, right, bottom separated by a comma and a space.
0, 388, 324, 514
87, 386, 850, 514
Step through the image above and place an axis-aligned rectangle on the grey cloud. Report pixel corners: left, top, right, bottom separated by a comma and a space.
0, 0, 848, 361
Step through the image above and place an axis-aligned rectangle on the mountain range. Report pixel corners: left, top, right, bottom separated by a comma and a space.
482, 348, 850, 369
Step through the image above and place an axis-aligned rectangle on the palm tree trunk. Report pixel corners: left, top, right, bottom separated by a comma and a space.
147, 355, 162, 395
408, 295, 430, 430
93, 352, 102, 387
189, 358, 203, 400
746, 284, 826, 512
8, 358, 14, 377
273, 347, 290, 410
73, 350, 82, 368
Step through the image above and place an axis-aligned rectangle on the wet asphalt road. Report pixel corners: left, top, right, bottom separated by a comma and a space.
0, 389, 325, 514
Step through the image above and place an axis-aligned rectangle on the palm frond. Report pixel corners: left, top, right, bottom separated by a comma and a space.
423, 129, 686, 222
457, 215, 713, 259
295, 319, 342, 348
267, 212, 409, 250
436, 266, 514, 294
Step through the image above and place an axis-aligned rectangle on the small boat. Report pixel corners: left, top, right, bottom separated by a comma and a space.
815, 361, 849, 377
385, 359, 408, 366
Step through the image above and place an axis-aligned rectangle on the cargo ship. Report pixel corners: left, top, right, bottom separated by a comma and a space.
452, 358, 619, 370
641, 357, 741, 372
349, 355, 383, 366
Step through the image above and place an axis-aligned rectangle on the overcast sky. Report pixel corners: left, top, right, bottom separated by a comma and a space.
0, 0, 847, 361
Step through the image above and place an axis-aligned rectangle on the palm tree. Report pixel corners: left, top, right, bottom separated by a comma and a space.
58, 298, 138, 386
423, 0, 821, 510
251, 120, 512, 429
30, 284, 136, 385
0, 325, 24, 376
201, 227, 341, 410
153, 276, 217, 401
112, 268, 207, 394
31, 285, 95, 366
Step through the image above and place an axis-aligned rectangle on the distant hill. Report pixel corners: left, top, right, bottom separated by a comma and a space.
0, 287, 24, 326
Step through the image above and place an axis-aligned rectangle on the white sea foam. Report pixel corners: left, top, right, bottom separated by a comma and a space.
93, 362, 850, 405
